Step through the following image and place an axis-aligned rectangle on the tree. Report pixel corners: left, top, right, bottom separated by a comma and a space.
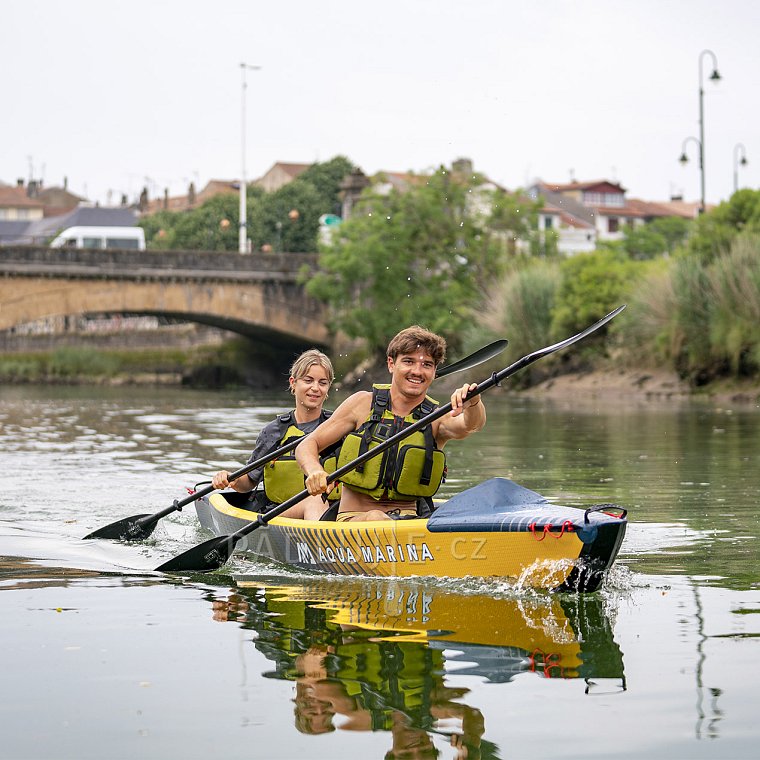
685, 189, 760, 263
255, 156, 354, 252
621, 217, 691, 260
551, 248, 641, 338
140, 156, 354, 252
488, 191, 553, 257
306, 165, 508, 357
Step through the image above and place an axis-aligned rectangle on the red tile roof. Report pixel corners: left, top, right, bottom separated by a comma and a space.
0, 186, 44, 209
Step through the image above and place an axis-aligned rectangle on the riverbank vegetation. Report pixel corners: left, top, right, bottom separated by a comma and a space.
5, 160, 757, 394
310, 170, 760, 390
0, 339, 289, 388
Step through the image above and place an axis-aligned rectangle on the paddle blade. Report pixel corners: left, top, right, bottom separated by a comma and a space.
155, 534, 238, 573
436, 339, 508, 379
82, 514, 158, 541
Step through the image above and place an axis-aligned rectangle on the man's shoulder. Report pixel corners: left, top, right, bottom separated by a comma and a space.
348, 389, 373, 402
334, 391, 373, 426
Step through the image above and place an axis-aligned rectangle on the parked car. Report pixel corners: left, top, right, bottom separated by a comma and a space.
50, 226, 145, 250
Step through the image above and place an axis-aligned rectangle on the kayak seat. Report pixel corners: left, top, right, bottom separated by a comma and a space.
319, 501, 340, 521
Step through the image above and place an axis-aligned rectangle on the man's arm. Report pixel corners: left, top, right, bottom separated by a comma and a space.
296, 391, 370, 495
435, 382, 487, 444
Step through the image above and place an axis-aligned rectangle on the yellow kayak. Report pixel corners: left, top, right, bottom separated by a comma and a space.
195, 478, 627, 592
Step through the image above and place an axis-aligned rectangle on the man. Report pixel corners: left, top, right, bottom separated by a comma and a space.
296, 326, 485, 521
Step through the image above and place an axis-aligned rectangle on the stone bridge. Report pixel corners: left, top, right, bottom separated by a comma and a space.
0, 246, 329, 353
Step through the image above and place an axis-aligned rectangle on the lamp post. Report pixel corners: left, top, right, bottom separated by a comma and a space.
679, 136, 701, 165
678, 135, 702, 201
697, 50, 721, 214
239, 62, 261, 254
733, 143, 748, 194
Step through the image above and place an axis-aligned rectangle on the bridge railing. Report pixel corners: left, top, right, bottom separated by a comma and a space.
0, 246, 319, 281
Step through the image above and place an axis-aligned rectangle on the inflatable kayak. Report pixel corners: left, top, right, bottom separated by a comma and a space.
194, 477, 627, 592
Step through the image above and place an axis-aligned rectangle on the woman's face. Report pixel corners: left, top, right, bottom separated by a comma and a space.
290, 362, 331, 412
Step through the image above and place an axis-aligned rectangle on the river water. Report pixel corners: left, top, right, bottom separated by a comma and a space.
0, 384, 758, 760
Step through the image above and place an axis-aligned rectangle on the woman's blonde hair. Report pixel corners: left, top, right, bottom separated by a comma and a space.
289, 349, 334, 394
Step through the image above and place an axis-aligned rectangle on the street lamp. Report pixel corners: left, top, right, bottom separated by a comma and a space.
733, 143, 748, 194
679, 135, 701, 167
239, 62, 261, 254
697, 49, 721, 214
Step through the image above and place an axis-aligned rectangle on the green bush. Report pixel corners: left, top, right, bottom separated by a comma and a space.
499, 260, 561, 360
620, 233, 760, 381
707, 234, 760, 375
551, 249, 641, 339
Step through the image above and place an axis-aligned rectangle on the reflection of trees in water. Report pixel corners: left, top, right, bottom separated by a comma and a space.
204, 580, 626, 760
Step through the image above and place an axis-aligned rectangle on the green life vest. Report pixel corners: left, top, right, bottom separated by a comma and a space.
337, 385, 446, 501
262, 409, 341, 504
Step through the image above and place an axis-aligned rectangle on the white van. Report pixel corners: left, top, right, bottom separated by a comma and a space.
50, 226, 146, 250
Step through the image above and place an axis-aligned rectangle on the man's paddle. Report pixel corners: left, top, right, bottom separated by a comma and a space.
83, 339, 508, 542
155, 306, 624, 573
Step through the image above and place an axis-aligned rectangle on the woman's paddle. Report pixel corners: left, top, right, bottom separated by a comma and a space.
155, 307, 624, 573
83, 339, 508, 542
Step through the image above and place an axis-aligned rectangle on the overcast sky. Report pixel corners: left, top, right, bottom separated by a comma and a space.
3, 0, 758, 208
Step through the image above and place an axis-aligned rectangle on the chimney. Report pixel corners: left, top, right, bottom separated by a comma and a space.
452, 157, 474, 176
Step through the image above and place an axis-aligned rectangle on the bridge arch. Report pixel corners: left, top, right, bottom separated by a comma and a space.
0, 247, 331, 354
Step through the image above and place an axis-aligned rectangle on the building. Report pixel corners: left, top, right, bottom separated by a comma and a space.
529, 179, 702, 255
0, 181, 46, 245
0, 181, 45, 222
254, 162, 312, 192
142, 179, 239, 215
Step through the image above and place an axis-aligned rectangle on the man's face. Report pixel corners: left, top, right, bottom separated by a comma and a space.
388, 351, 436, 399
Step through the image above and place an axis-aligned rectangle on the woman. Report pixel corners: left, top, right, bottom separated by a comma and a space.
212, 348, 335, 520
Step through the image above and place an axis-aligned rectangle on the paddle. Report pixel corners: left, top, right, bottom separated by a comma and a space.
83, 339, 509, 542
155, 306, 624, 573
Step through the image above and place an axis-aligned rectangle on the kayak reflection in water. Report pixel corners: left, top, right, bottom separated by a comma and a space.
205, 579, 625, 759
208, 590, 488, 759
291, 641, 484, 760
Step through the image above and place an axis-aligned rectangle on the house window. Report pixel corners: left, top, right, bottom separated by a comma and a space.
608, 217, 619, 233
544, 215, 553, 229
584, 192, 624, 207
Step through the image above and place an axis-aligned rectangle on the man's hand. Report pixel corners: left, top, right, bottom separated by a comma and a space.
304, 467, 330, 496
450, 383, 481, 417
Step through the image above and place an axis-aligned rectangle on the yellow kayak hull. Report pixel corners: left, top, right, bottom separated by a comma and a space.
196, 478, 627, 592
